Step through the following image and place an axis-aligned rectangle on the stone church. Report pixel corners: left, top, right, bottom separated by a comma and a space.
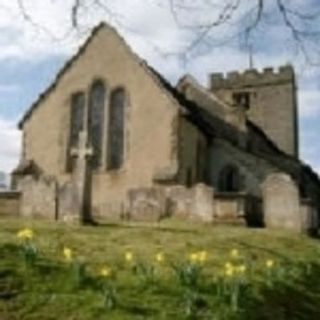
11, 22, 320, 234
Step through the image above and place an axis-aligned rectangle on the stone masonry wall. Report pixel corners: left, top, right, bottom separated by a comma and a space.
208, 138, 274, 197
210, 66, 298, 157
0, 192, 20, 216
177, 117, 208, 187
20, 25, 180, 219
127, 183, 214, 223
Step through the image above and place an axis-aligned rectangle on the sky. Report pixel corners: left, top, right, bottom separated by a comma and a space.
0, 0, 319, 176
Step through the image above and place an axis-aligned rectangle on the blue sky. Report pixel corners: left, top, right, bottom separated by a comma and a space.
0, 0, 319, 175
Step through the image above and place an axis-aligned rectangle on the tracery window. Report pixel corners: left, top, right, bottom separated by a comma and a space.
67, 92, 85, 171
88, 80, 106, 169
232, 92, 250, 109
107, 88, 125, 170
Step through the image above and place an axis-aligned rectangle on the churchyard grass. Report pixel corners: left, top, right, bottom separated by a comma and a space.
0, 217, 320, 319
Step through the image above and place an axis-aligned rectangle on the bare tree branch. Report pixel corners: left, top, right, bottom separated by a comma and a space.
71, 0, 81, 28
17, 0, 59, 40
15, 0, 320, 65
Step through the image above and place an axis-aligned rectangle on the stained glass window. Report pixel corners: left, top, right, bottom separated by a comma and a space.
67, 92, 85, 172
107, 88, 125, 170
88, 80, 106, 169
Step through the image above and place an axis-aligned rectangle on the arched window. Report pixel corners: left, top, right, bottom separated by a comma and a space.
88, 80, 106, 169
107, 88, 125, 170
67, 92, 85, 172
218, 165, 241, 192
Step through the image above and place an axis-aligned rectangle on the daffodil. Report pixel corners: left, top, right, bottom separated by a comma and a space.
17, 228, 34, 240
230, 249, 239, 258
225, 262, 233, 270
266, 259, 274, 268
63, 247, 73, 262
237, 265, 246, 274
189, 252, 199, 263
100, 266, 112, 278
155, 252, 164, 263
198, 250, 208, 263
225, 267, 234, 277
125, 251, 133, 262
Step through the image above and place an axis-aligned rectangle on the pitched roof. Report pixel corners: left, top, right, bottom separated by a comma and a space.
148, 66, 320, 189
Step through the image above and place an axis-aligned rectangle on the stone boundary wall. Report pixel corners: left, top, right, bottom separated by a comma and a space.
127, 183, 215, 223
0, 192, 20, 216
127, 184, 264, 225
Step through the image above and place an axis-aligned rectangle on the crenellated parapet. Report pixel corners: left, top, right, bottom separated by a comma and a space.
210, 65, 295, 90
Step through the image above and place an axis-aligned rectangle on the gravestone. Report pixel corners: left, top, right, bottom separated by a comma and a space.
127, 187, 168, 222
191, 184, 214, 223
68, 130, 93, 224
263, 173, 302, 232
18, 175, 57, 219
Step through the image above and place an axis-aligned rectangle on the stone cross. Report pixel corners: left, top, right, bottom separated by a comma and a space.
70, 130, 93, 224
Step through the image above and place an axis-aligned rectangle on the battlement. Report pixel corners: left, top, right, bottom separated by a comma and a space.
210, 65, 295, 90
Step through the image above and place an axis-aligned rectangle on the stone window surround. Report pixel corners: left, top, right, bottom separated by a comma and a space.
67, 79, 129, 174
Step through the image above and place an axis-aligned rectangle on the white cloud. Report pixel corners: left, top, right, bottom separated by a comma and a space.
0, 116, 21, 174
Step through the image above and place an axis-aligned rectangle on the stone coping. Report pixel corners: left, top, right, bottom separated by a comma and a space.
215, 192, 247, 199
300, 198, 313, 205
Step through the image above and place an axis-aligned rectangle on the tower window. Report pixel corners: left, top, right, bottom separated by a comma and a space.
232, 92, 250, 109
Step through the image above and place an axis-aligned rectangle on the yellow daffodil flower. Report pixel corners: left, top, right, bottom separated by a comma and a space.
266, 259, 274, 268
63, 247, 73, 262
198, 250, 208, 263
189, 252, 199, 263
155, 252, 164, 263
225, 267, 234, 277
225, 262, 233, 270
230, 249, 239, 258
100, 266, 112, 277
237, 265, 247, 274
17, 228, 34, 240
125, 251, 133, 262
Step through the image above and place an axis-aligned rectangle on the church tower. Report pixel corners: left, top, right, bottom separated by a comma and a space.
210, 65, 299, 158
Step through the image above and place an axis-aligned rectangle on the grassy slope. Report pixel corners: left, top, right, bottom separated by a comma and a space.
0, 217, 319, 319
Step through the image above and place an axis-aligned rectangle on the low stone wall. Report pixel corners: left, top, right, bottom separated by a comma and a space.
127, 183, 214, 223
0, 192, 20, 216
214, 192, 246, 224
126, 184, 266, 225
